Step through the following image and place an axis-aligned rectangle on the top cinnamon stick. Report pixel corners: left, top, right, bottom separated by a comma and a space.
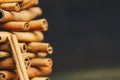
0, 0, 22, 3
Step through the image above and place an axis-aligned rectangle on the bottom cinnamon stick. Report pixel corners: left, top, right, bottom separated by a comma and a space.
31, 77, 50, 80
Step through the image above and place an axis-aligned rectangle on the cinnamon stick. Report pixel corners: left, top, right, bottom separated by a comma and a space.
29, 18, 48, 31
27, 42, 53, 54
0, 7, 42, 22
1, 21, 29, 31
0, 3, 20, 11
13, 31, 44, 42
12, 7, 42, 21
10, 35, 29, 80
31, 77, 50, 80
8, 36, 25, 80
31, 58, 53, 67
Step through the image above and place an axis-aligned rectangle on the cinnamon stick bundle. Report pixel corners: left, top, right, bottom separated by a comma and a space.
27, 42, 53, 54
0, 70, 16, 80
0, 0, 22, 3
29, 18, 48, 31
31, 58, 53, 67
0, 3, 20, 11
13, 31, 44, 42
0, 51, 11, 58
0, 7, 42, 22
1, 21, 29, 31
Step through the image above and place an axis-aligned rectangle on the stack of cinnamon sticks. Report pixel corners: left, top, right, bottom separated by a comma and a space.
0, 0, 53, 80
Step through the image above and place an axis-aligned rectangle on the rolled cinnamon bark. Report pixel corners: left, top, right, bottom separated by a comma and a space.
0, 57, 15, 69
0, 32, 11, 43
0, 3, 20, 11
27, 42, 53, 54
0, 43, 27, 53
27, 67, 42, 78
21, 0, 39, 10
0, 0, 22, 3
31, 58, 53, 67
0, 70, 16, 80
31, 77, 50, 80
0, 7, 42, 22
13, 31, 44, 42
1, 21, 29, 31
0, 51, 11, 58
29, 18, 48, 31
37, 52, 47, 58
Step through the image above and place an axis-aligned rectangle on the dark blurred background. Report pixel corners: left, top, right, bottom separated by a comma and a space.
39, 0, 120, 80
